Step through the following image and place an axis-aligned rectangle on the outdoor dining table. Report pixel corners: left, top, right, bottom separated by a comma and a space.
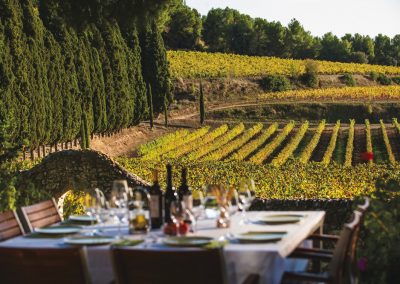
0, 211, 325, 284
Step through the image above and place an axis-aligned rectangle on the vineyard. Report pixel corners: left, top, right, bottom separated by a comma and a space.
168, 51, 400, 78
118, 120, 400, 198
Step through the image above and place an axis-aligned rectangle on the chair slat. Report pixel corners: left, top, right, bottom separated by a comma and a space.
23, 200, 56, 214
0, 211, 16, 222
21, 199, 62, 232
0, 211, 24, 241
0, 247, 90, 284
112, 248, 227, 284
30, 215, 62, 230
28, 207, 59, 222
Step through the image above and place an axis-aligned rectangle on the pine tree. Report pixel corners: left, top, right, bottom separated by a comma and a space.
147, 84, 154, 129
199, 80, 205, 125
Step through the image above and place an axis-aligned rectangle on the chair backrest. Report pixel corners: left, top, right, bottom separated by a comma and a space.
0, 210, 25, 241
20, 198, 62, 232
328, 211, 362, 284
357, 197, 370, 213
111, 247, 227, 284
0, 247, 90, 284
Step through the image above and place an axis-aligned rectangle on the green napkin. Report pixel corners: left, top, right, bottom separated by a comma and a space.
112, 239, 144, 247
61, 219, 97, 226
203, 240, 228, 249
25, 232, 71, 239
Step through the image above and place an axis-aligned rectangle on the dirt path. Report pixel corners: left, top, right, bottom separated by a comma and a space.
90, 124, 174, 158
352, 127, 366, 165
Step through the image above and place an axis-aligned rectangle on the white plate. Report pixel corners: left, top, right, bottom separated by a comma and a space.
69, 215, 97, 222
163, 236, 213, 247
35, 227, 81, 235
63, 236, 116, 245
234, 232, 286, 243
256, 214, 303, 224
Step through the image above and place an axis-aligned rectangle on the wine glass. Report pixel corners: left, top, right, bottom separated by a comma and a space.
94, 189, 110, 230
192, 190, 206, 230
83, 190, 101, 236
110, 180, 129, 238
237, 179, 255, 224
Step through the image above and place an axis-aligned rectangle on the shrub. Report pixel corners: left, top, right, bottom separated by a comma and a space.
301, 60, 319, 88
369, 71, 378, 81
377, 73, 392, 85
392, 77, 400, 85
259, 75, 291, 92
359, 176, 400, 284
340, 73, 356, 86
349, 51, 368, 64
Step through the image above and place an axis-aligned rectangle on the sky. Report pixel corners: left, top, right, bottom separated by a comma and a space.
185, 0, 400, 38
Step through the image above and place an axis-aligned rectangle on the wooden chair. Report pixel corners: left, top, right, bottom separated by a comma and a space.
111, 247, 259, 284
282, 211, 362, 284
20, 198, 62, 232
0, 210, 25, 241
291, 197, 370, 256
0, 247, 91, 284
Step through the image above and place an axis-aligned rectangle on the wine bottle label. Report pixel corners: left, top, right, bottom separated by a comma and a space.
150, 195, 160, 218
183, 195, 193, 210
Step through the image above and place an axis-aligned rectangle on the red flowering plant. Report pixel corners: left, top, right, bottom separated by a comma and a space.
361, 152, 374, 163
358, 175, 400, 283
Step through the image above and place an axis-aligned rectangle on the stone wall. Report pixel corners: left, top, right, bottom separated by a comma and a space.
18, 150, 149, 198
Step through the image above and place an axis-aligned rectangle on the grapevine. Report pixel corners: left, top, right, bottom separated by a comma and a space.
321, 120, 341, 166
344, 119, 355, 167
299, 120, 326, 164
271, 121, 309, 167
380, 120, 396, 165
201, 123, 263, 162
250, 122, 295, 165
229, 123, 279, 161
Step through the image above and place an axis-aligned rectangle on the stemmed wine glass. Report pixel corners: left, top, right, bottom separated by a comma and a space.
83, 189, 102, 236
191, 190, 206, 232
236, 179, 255, 224
110, 180, 129, 239
95, 188, 110, 230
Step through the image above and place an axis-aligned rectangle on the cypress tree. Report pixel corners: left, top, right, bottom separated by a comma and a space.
125, 25, 147, 125
0, 0, 171, 153
141, 20, 172, 113
147, 84, 154, 129
164, 98, 168, 128
199, 80, 205, 125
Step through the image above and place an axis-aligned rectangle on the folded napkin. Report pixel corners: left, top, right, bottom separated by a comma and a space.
112, 239, 144, 247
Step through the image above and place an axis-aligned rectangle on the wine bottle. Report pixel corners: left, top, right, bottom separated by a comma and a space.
178, 168, 193, 210
149, 170, 164, 229
164, 164, 177, 223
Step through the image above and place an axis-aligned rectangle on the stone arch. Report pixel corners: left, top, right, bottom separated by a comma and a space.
18, 150, 149, 200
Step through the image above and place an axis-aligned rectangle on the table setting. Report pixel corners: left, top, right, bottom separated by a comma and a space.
0, 170, 325, 284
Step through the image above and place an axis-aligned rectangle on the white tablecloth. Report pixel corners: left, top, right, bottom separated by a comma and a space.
0, 211, 325, 284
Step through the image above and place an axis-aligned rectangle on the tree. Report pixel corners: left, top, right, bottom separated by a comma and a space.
284, 19, 318, 59
141, 20, 172, 113
164, 98, 168, 127
319, 32, 351, 62
163, 3, 202, 50
199, 80, 205, 125
147, 84, 154, 129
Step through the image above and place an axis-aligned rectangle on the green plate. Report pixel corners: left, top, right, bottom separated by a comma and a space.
163, 236, 214, 247
234, 231, 286, 243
